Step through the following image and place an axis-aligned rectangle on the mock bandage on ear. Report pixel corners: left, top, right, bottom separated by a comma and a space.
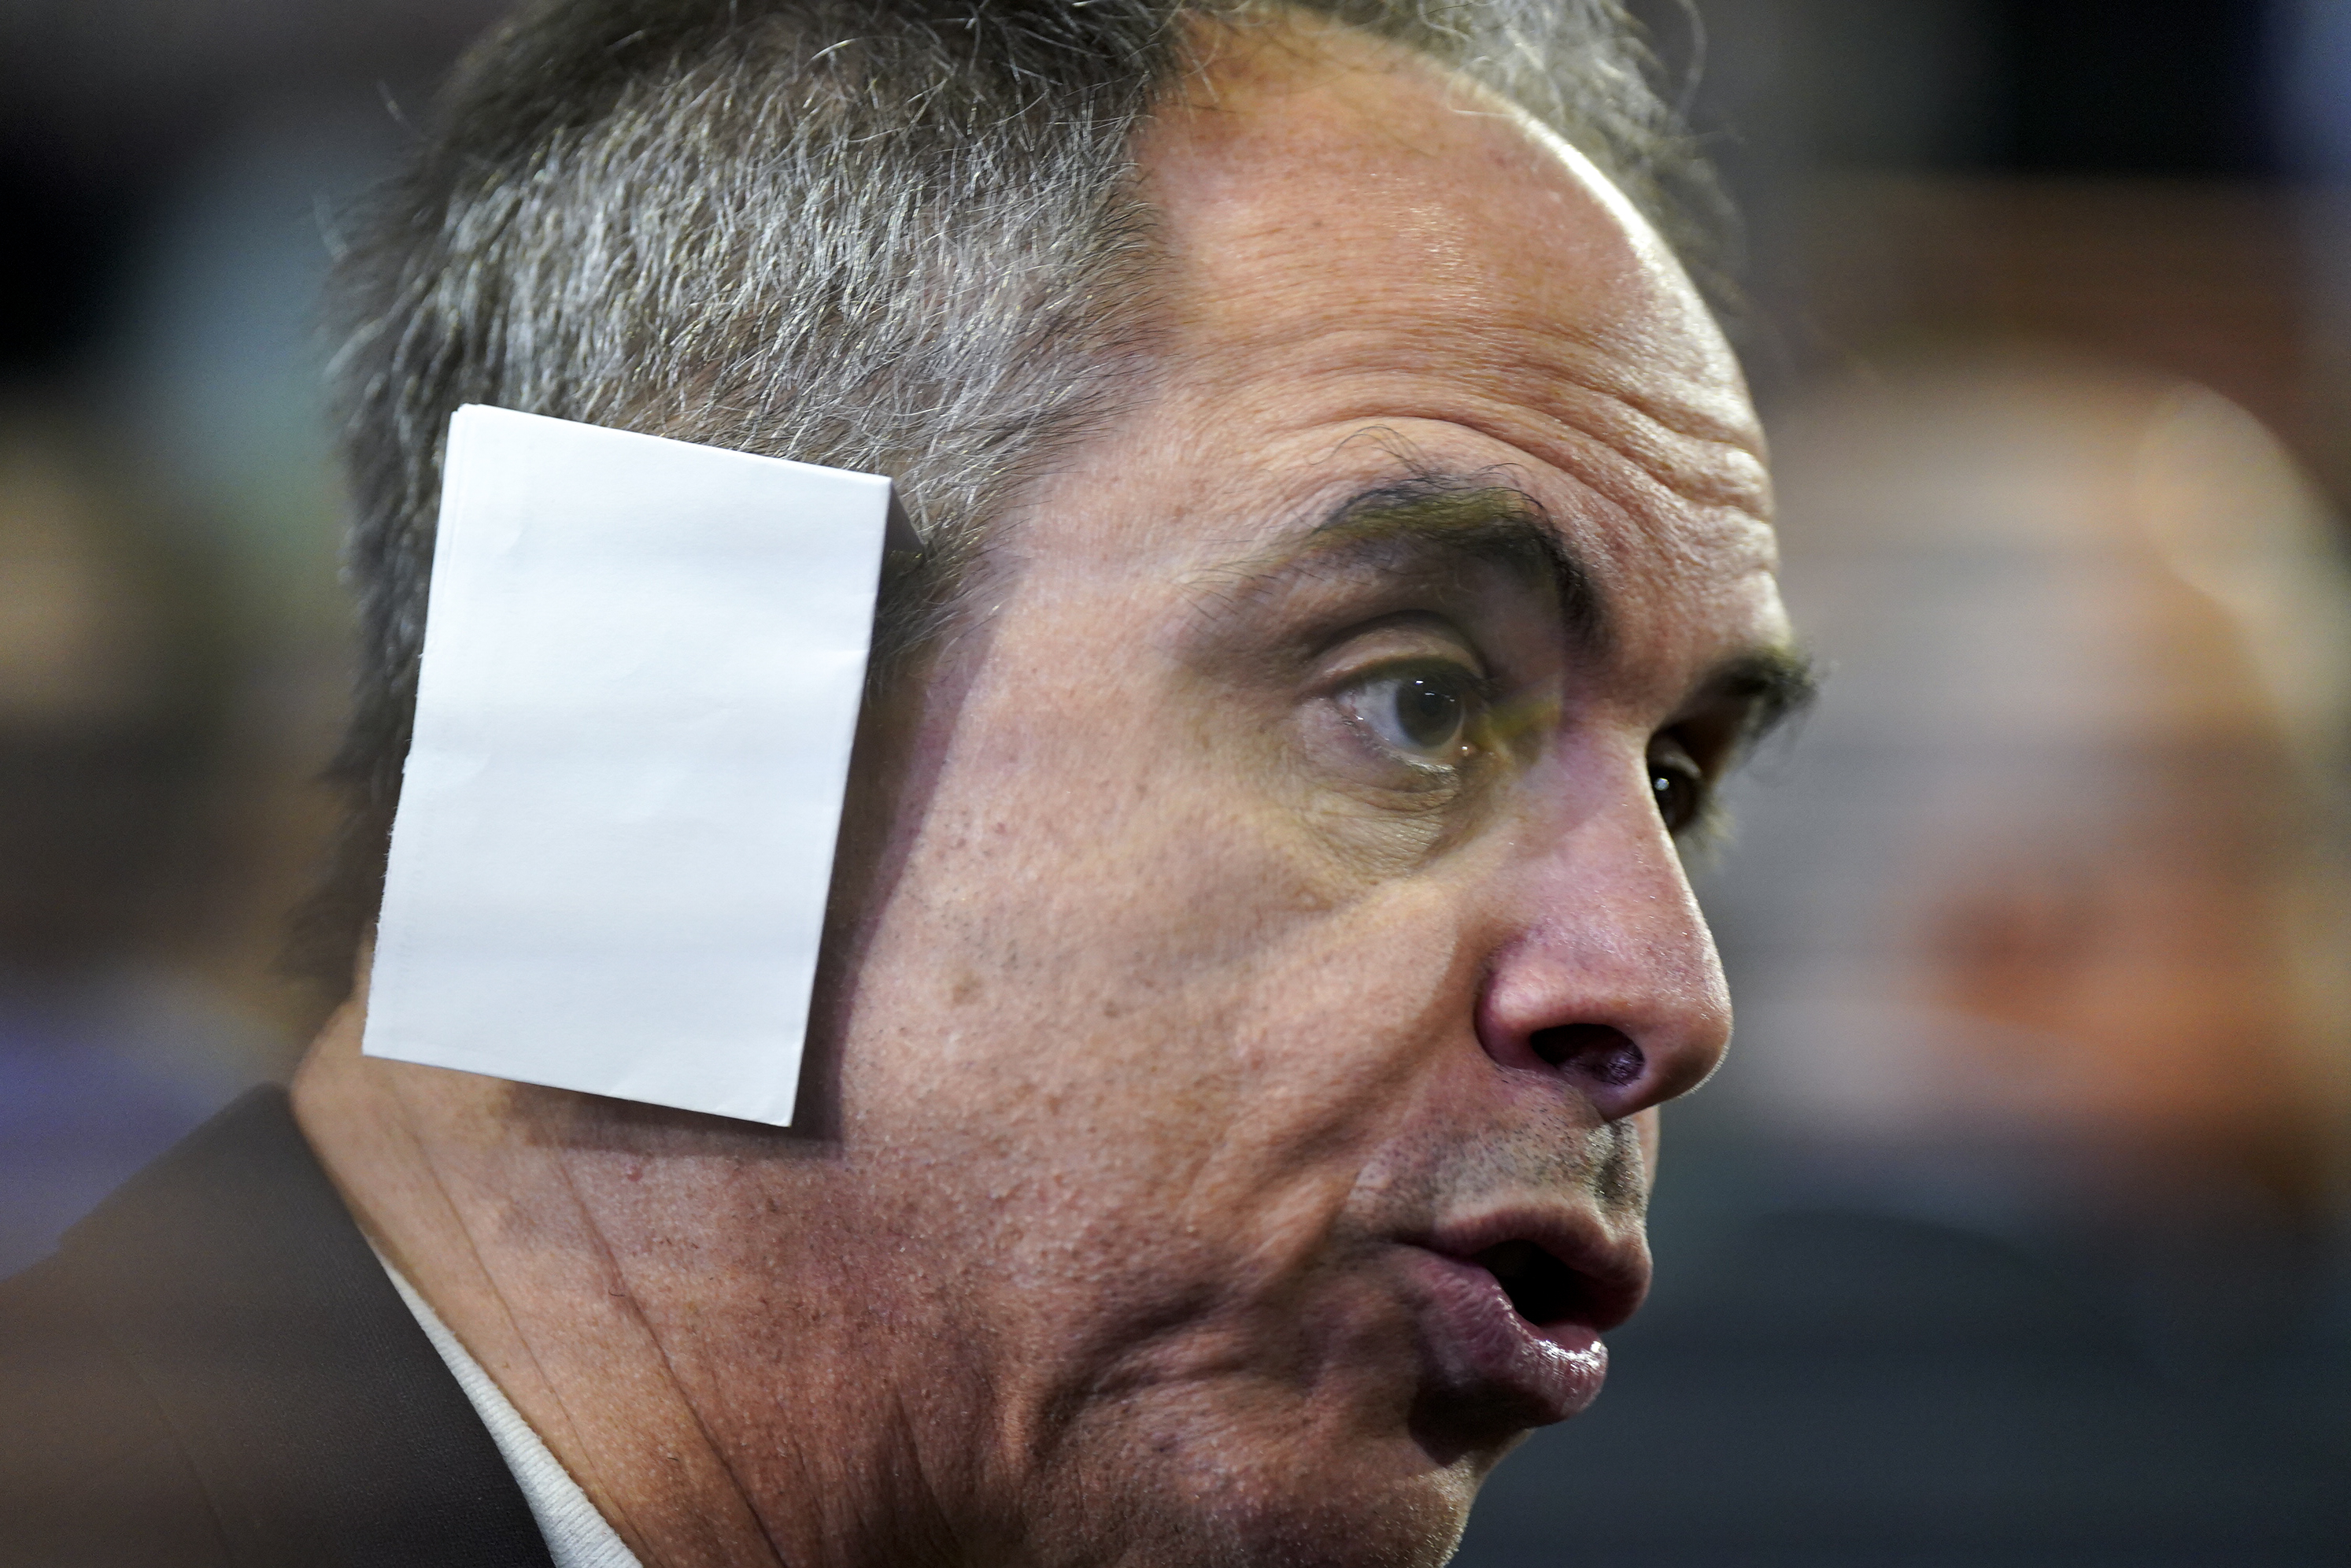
362, 405, 908, 1126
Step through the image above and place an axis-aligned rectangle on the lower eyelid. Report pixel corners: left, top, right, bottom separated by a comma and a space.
1317, 706, 1469, 790
1302, 649, 1521, 808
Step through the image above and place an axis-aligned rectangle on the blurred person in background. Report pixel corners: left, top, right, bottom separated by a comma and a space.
1458, 353, 2351, 1566
1716, 358, 2349, 1362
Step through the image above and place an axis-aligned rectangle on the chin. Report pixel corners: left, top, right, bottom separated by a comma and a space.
1160, 1445, 1484, 1568
1037, 1385, 1503, 1568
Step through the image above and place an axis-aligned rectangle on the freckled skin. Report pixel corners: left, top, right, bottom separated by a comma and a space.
293, 19, 1792, 1568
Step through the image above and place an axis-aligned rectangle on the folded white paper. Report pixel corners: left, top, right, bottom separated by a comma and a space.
363, 405, 897, 1126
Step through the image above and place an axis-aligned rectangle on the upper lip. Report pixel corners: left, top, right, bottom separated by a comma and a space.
1410, 1207, 1650, 1334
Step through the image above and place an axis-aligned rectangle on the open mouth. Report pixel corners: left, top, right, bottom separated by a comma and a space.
1400, 1231, 1628, 1443
1473, 1238, 1596, 1329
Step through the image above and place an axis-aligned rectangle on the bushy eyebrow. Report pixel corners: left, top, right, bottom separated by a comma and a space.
1206, 476, 1606, 653
1690, 644, 1820, 755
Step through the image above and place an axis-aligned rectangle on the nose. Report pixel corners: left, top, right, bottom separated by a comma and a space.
1474, 780, 1732, 1122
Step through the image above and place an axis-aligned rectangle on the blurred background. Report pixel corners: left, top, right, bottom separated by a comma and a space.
0, 1, 2344, 1562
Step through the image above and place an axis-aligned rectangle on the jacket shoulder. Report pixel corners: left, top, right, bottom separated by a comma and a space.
0, 1087, 553, 1568
0, 1252, 233, 1566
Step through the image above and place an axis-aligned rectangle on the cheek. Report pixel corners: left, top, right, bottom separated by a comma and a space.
876, 793, 1478, 1168
838, 585, 1507, 1327
856, 608, 1350, 1096
850, 717, 1495, 1274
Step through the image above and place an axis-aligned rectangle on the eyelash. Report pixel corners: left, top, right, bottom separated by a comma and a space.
1648, 744, 1706, 837
1334, 660, 1498, 778
1324, 651, 1723, 843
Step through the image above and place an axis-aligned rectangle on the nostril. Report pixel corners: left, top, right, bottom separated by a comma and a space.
1528, 1023, 1644, 1086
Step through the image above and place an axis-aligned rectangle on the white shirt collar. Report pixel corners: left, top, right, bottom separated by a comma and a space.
377, 1253, 644, 1568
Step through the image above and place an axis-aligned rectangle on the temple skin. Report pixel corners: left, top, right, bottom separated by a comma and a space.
292, 17, 1798, 1568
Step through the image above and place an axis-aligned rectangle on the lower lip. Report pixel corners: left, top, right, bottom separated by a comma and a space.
1399, 1248, 1610, 1427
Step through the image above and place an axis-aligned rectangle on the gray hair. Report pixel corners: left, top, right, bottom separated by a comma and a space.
297, 0, 1720, 990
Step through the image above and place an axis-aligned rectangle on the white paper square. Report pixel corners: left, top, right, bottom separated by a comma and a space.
363, 405, 895, 1126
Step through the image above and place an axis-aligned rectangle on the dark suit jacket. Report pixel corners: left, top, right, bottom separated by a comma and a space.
0, 1087, 556, 1567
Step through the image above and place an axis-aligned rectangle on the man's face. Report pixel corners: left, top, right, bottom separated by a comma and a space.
577, 26, 1793, 1568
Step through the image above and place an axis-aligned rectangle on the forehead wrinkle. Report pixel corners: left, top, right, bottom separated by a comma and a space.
1180, 312, 1770, 553
1338, 335, 1769, 524
1499, 338, 1771, 521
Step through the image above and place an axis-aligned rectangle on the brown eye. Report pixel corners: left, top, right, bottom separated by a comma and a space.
1649, 748, 1705, 834
1340, 668, 1482, 764
1392, 676, 1465, 749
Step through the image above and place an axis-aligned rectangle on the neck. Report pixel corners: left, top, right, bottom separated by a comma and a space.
290, 1008, 963, 1568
